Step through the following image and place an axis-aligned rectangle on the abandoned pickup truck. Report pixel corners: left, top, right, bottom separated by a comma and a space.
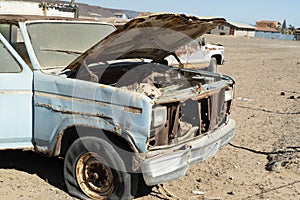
0, 14, 235, 199
167, 37, 225, 68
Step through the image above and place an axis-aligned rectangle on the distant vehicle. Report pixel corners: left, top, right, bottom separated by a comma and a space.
166, 37, 225, 68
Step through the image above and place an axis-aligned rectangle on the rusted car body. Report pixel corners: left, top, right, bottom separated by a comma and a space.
0, 14, 235, 199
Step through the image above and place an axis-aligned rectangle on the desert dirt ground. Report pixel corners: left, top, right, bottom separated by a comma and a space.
0, 35, 299, 200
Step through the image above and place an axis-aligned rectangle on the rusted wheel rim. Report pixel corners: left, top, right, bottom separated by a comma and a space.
76, 152, 114, 199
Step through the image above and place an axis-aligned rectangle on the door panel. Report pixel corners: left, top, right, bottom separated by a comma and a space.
0, 34, 33, 149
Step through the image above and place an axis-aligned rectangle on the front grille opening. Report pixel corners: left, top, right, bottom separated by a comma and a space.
148, 89, 229, 149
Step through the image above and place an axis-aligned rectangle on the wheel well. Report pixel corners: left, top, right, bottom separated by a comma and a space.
58, 126, 135, 157
211, 54, 222, 65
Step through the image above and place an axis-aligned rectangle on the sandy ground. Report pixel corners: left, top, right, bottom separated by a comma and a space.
0, 35, 299, 200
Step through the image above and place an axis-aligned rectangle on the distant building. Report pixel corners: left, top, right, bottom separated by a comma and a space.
255, 20, 280, 39
255, 20, 280, 33
255, 27, 279, 33
254, 19, 293, 40
295, 28, 300, 41
0, 1, 77, 18
256, 20, 280, 29
228, 22, 256, 37
139, 12, 154, 17
114, 12, 128, 19
209, 22, 256, 37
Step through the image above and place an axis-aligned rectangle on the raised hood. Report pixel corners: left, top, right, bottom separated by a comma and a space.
66, 13, 226, 71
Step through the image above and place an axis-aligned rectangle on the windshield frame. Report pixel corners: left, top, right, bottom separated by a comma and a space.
22, 20, 116, 74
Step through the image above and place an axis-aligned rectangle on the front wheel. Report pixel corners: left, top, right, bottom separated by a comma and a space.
64, 136, 135, 200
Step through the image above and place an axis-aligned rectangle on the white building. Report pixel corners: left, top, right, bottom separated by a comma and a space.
210, 22, 256, 37
228, 22, 256, 37
0, 1, 76, 18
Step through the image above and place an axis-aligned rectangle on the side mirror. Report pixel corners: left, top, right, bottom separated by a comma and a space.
201, 37, 207, 46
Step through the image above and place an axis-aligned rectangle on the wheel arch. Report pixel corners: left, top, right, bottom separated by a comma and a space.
35, 115, 140, 157
211, 54, 222, 65
57, 125, 138, 157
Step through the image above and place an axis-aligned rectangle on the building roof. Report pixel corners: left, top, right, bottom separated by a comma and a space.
256, 27, 279, 33
114, 12, 125, 15
228, 21, 256, 30
256, 20, 279, 23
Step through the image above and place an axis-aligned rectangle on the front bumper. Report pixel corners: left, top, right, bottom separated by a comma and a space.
141, 119, 235, 186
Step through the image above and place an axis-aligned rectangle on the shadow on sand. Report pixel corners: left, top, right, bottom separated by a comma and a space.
0, 149, 154, 198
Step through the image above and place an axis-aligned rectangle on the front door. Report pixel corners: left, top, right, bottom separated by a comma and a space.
0, 34, 33, 149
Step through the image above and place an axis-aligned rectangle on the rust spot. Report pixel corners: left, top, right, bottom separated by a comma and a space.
52, 133, 64, 156
123, 106, 142, 114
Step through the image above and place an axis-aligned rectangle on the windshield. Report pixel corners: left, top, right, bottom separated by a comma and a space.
26, 21, 115, 73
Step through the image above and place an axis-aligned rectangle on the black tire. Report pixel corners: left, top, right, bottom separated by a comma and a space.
64, 136, 136, 200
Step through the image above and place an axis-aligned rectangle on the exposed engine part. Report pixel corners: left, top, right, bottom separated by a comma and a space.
136, 83, 162, 99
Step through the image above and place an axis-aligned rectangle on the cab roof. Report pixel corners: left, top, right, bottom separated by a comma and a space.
0, 14, 97, 25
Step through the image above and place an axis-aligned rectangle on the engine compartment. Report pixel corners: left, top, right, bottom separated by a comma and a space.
70, 61, 222, 99
67, 61, 234, 149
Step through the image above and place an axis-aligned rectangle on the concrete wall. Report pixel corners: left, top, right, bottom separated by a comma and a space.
234, 30, 255, 37
255, 32, 294, 40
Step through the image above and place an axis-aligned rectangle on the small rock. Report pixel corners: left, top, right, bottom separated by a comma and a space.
227, 191, 235, 195
266, 161, 282, 172
280, 91, 285, 96
288, 96, 295, 99
237, 97, 252, 101
195, 178, 202, 183
229, 176, 235, 180
192, 190, 205, 195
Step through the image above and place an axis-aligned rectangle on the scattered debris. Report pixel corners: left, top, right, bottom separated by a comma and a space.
288, 95, 295, 99
236, 97, 252, 101
266, 147, 300, 172
280, 91, 300, 99
265, 159, 284, 172
192, 190, 205, 195
195, 178, 202, 183
152, 184, 180, 200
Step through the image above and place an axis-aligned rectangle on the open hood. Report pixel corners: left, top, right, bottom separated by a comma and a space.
66, 13, 226, 71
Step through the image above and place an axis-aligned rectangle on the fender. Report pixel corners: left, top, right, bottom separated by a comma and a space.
34, 112, 139, 156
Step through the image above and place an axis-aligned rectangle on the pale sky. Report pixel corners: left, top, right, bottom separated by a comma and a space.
76, 0, 300, 27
